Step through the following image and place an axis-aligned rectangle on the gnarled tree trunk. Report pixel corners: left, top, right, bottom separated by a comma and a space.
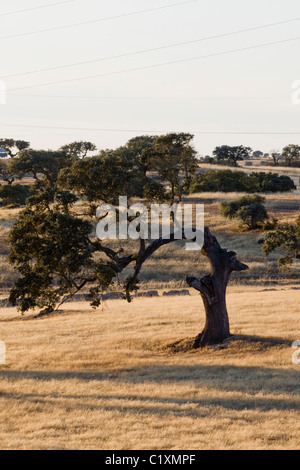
121, 226, 248, 348
186, 228, 249, 348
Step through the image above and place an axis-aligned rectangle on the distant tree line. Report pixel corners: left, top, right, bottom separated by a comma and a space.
201, 144, 300, 168
0, 137, 298, 207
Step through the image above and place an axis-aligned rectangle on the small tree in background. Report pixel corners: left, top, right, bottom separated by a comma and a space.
252, 150, 264, 158
213, 145, 252, 167
270, 149, 282, 166
263, 216, 300, 268
282, 144, 300, 167
0, 139, 30, 158
220, 195, 269, 230
59, 141, 97, 159
9, 149, 77, 188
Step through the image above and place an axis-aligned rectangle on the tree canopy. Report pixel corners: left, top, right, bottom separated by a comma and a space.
7, 132, 200, 314
59, 141, 97, 159
282, 144, 300, 167
220, 195, 269, 230
213, 145, 252, 166
263, 215, 300, 267
0, 139, 30, 158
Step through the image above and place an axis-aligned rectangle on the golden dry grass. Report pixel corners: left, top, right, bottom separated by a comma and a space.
0, 287, 299, 450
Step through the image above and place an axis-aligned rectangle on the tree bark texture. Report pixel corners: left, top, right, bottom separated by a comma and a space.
186, 228, 249, 347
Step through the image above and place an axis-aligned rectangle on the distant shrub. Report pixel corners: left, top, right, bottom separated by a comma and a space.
0, 184, 30, 207
220, 195, 269, 230
190, 170, 246, 193
214, 159, 238, 167
189, 170, 296, 194
200, 156, 217, 164
255, 173, 296, 192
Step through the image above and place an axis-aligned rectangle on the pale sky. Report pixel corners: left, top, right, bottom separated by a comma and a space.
1, 0, 300, 156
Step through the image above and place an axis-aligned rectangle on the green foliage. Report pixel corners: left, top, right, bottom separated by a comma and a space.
282, 144, 300, 166
59, 141, 97, 159
0, 184, 30, 207
213, 145, 252, 166
143, 181, 169, 203
220, 195, 268, 230
255, 172, 296, 192
262, 216, 300, 268
190, 170, 247, 193
58, 151, 146, 206
8, 195, 119, 314
0, 160, 15, 185
8, 132, 201, 314
58, 134, 196, 207
189, 170, 296, 194
124, 274, 140, 303
252, 150, 264, 158
125, 135, 157, 176
9, 149, 75, 187
0, 138, 30, 158
150, 133, 198, 203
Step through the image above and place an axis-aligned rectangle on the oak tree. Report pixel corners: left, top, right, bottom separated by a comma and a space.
213, 145, 252, 167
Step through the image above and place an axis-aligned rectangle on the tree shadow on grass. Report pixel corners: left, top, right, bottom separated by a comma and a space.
0, 389, 299, 415
164, 334, 293, 353
0, 343, 299, 416
0, 362, 299, 397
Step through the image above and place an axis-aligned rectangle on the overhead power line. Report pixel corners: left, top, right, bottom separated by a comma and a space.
1, 122, 300, 135
7, 35, 300, 92
0, 0, 199, 41
0, 0, 76, 17
8, 93, 282, 100
2, 16, 300, 80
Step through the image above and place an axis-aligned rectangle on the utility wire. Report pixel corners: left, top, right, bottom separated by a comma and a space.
0, 0, 199, 41
6, 35, 300, 92
0, 0, 76, 17
2, 16, 300, 80
7, 93, 282, 100
1, 122, 300, 135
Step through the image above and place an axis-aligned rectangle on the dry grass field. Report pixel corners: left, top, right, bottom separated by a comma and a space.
0, 164, 299, 450
0, 287, 299, 450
